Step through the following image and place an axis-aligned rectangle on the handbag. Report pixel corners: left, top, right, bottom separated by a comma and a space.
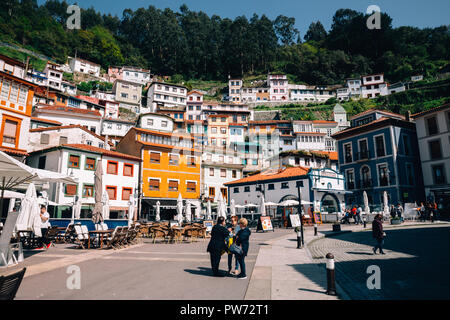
229, 243, 243, 256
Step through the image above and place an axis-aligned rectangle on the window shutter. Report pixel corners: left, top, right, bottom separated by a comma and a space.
106, 187, 116, 199
3, 120, 17, 137
150, 152, 160, 162
86, 158, 95, 170
124, 164, 132, 176
169, 180, 178, 190
149, 179, 159, 188
40, 133, 50, 144
66, 184, 77, 195
122, 188, 131, 200
187, 181, 196, 191
107, 162, 117, 174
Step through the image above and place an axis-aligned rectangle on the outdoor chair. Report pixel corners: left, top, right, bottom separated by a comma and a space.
150, 227, 169, 243
0, 267, 26, 300
45, 226, 60, 247
105, 227, 122, 249
118, 227, 129, 247
74, 225, 89, 249
55, 223, 74, 243
169, 227, 183, 244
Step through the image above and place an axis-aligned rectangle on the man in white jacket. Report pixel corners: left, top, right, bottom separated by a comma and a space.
36, 205, 51, 250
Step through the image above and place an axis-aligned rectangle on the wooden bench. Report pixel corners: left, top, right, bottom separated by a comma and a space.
0, 267, 26, 300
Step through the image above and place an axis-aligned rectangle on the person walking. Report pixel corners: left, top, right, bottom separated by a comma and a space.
396, 203, 404, 222
235, 218, 251, 279
390, 205, 396, 219
341, 209, 350, 224
207, 216, 231, 277
419, 202, 426, 222
36, 205, 51, 250
372, 214, 386, 255
355, 206, 362, 225
227, 216, 240, 275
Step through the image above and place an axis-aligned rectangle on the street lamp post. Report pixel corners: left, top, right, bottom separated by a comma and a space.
296, 180, 304, 246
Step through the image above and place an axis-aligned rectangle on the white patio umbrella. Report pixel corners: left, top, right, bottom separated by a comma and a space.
15, 183, 41, 236
92, 160, 104, 225
222, 194, 228, 218
260, 195, 267, 216
363, 191, 370, 214
72, 196, 82, 222
155, 201, 161, 222
217, 195, 226, 218
206, 200, 212, 220
176, 193, 184, 222
383, 191, 389, 216
128, 193, 135, 227
279, 199, 299, 207
0, 150, 77, 215
185, 201, 192, 223
244, 203, 257, 208
264, 202, 279, 206
102, 191, 110, 220
230, 199, 236, 217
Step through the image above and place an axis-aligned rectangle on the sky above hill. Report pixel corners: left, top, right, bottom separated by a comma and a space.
38, 0, 449, 35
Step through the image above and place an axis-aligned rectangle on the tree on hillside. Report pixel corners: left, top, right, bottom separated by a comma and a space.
304, 21, 327, 42
274, 15, 299, 45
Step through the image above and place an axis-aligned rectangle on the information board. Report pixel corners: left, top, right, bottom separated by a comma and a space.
260, 216, 273, 231
289, 214, 301, 228
313, 212, 322, 224
203, 220, 214, 233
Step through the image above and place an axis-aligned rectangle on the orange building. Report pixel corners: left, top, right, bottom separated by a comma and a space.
116, 127, 201, 220
0, 71, 37, 158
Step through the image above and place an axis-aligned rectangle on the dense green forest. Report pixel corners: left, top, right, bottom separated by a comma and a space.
0, 0, 449, 85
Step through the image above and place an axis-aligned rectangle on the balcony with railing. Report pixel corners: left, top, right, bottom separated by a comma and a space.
356, 150, 370, 161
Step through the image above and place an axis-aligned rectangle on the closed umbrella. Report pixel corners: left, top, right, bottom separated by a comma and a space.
230, 199, 236, 217
155, 201, 161, 222
73, 197, 82, 220
92, 159, 103, 224
185, 201, 192, 223
206, 200, 212, 220
383, 191, 389, 216
15, 183, 41, 236
176, 193, 183, 223
217, 195, 225, 218
260, 195, 266, 216
128, 193, 135, 227
102, 191, 110, 220
194, 204, 201, 220
363, 191, 370, 214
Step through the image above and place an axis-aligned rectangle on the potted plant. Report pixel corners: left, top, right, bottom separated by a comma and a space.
390, 216, 402, 225
332, 221, 341, 232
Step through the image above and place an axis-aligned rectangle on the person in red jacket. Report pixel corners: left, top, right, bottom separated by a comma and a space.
372, 214, 386, 254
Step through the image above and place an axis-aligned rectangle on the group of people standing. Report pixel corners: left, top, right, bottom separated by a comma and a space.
341, 206, 364, 225
418, 202, 440, 222
389, 203, 404, 221
207, 216, 251, 279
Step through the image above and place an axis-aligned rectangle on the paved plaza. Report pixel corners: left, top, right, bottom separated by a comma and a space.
2, 221, 448, 300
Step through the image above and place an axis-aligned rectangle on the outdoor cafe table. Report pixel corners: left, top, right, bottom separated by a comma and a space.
88, 229, 113, 249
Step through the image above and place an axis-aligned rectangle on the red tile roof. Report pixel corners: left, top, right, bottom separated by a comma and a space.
34, 105, 102, 117
0, 146, 29, 157
312, 120, 338, 125
62, 144, 141, 162
225, 166, 310, 185
350, 109, 404, 120
75, 95, 100, 105
29, 125, 108, 143
411, 103, 450, 118
30, 117, 62, 125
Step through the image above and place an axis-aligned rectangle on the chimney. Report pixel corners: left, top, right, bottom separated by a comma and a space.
405, 110, 412, 122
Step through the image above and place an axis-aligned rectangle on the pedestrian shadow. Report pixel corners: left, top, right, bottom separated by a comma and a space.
287, 263, 328, 292
184, 267, 215, 277
298, 288, 326, 294
346, 251, 374, 256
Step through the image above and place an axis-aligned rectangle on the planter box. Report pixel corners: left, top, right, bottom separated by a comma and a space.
390, 219, 402, 225
332, 224, 341, 232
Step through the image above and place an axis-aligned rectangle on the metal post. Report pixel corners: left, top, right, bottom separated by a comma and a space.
363, 216, 367, 228
326, 253, 337, 296
296, 181, 304, 246
314, 223, 318, 236
297, 229, 302, 249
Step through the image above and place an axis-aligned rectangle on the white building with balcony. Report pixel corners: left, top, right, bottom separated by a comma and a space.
146, 82, 187, 113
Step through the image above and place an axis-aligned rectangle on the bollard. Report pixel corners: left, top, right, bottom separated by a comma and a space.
314, 223, 318, 236
297, 230, 302, 249
363, 217, 367, 228
326, 253, 337, 296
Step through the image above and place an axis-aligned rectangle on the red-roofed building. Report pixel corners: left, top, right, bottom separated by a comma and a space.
32, 104, 102, 135
0, 70, 37, 159
225, 165, 348, 221
27, 144, 141, 220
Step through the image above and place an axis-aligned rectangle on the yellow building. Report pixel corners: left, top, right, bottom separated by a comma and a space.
116, 127, 201, 220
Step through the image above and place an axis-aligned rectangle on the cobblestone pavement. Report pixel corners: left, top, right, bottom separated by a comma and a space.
307, 224, 450, 300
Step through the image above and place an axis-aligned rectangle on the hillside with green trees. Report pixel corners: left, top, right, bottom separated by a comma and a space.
0, 0, 448, 86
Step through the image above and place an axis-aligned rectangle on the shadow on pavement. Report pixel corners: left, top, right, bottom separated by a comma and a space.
304, 226, 450, 300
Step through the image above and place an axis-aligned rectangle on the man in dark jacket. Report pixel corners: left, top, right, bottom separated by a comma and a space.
372, 214, 385, 254
207, 217, 230, 277
235, 218, 251, 279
